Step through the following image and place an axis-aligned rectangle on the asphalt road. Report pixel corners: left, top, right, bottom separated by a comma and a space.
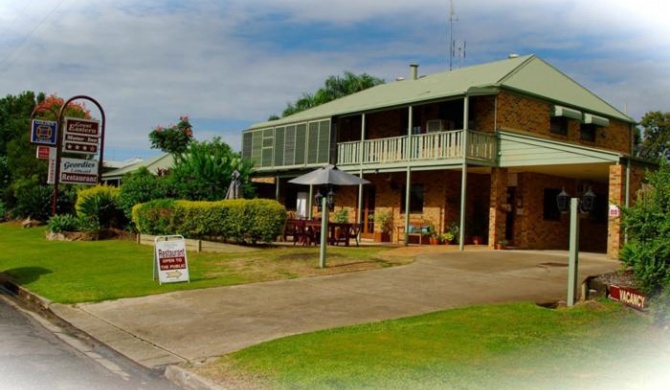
0, 290, 179, 390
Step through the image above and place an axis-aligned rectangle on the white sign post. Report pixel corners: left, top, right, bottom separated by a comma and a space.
153, 235, 190, 284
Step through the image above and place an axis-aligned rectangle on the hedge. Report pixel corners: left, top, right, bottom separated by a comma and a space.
132, 198, 286, 244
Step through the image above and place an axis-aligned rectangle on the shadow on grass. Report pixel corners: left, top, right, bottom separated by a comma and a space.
1, 267, 53, 286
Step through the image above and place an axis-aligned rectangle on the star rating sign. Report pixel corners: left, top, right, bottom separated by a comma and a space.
64, 142, 98, 154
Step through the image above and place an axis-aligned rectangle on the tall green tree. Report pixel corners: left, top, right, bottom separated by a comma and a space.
278, 71, 384, 118
620, 161, 670, 324
637, 111, 670, 161
168, 137, 253, 201
148, 116, 194, 155
0, 92, 90, 217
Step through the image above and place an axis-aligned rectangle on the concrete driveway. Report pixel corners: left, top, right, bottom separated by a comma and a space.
50, 249, 621, 369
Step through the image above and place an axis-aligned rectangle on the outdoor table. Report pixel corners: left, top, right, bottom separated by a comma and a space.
305, 221, 353, 246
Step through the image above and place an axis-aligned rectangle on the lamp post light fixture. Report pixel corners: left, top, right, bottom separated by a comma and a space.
556, 186, 596, 307
314, 187, 335, 212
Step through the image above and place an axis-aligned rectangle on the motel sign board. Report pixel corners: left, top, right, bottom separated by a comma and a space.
30, 119, 58, 146
59, 158, 99, 185
63, 117, 100, 155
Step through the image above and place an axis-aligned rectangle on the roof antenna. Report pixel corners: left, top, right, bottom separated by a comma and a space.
448, 0, 466, 71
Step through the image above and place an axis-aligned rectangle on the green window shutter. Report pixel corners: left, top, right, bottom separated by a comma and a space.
251, 130, 262, 166
295, 124, 307, 165
317, 120, 331, 163
242, 132, 253, 160
274, 127, 285, 166
307, 122, 319, 164
284, 125, 296, 165
262, 128, 274, 167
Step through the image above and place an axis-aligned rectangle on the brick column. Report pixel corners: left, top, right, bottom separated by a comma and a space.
489, 168, 508, 249
607, 164, 625, 259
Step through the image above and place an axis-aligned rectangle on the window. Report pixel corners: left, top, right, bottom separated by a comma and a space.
580, 123, 597, 142
543, 188, 561, 221
401, 184, 424, 214
550, 117, 568, 136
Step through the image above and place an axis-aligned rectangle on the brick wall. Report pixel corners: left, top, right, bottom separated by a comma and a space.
607, 163, 647, 258
496, 91, 632, 154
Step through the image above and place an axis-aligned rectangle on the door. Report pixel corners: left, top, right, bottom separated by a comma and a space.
360, 186, 376, 239
505, 188, 515, 244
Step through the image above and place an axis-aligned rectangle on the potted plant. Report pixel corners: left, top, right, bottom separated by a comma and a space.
496, 239, 508, 250
470, 219, 486, 245
333, 208, 350, 239
426, 224, 439, 245
372, 210, 393, 242
439, 231, 455, 245
333, 208, 349, 223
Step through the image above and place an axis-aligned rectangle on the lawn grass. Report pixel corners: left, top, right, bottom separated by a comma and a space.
193, 301, 669, 390
0, 222, 405, 303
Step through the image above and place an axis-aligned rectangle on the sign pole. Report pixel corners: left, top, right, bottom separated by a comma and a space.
52, 95, 106, 216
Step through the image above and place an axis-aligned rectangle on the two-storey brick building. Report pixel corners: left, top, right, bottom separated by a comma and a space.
242, 55, 648, 258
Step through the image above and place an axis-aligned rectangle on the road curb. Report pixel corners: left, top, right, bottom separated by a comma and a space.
165, 365, 226, 390
0, 275, 218, 390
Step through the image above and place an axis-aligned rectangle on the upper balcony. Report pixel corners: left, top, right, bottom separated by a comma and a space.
337, 129, 497, 169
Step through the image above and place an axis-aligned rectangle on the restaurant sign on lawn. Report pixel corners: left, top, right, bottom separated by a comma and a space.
153, 235, 190, 284
59, 158, 99, 185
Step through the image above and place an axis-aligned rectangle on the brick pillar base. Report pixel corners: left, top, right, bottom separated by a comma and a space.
489, 168, 508, 249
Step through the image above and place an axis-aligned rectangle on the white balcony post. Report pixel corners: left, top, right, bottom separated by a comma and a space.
459, 96, 469, 250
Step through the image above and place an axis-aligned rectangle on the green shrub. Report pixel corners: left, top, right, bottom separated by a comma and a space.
11, 179, 52, 221
620, 162, 670, 325
117, 167, 170, 222
0, 200, 6, 222
76, 185, 125, 229
132, 198, 286, 244
46, 214, 80, 232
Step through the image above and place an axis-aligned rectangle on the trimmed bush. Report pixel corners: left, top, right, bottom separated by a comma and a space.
76, 185, 126, 230
132, 198, 286, 244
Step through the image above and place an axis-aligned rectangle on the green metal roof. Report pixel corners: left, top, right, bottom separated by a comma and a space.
249, 55, 633, 130
102, 153, 174, 180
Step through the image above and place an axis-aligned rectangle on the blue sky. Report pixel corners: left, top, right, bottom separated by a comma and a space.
1, 0, 668, 163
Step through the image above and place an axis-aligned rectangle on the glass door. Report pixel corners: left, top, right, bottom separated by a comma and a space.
360, 186, 376, 239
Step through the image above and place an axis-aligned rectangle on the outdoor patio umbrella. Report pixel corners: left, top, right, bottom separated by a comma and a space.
288, 164, 370, 186
224, 170, 242, 199
288, 165, 369, 268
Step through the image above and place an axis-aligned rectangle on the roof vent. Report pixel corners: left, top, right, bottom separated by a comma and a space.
508, 53, 519, 59
410, 64, 419, 80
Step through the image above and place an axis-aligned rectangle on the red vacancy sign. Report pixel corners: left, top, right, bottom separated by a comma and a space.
609, 285, 647, 311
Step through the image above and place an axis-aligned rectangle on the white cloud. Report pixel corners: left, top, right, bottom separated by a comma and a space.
0, 0, 668, 159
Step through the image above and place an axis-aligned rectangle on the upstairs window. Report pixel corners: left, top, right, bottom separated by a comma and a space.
580, 123, 597, 142
550, 117, 569, 136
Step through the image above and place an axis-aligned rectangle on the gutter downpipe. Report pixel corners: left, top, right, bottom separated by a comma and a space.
459, 95, 469, 251
404, 106, 413, 246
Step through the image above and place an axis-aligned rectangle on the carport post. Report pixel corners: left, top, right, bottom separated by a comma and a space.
319, 196, 328, 268
567, 198, 579, 306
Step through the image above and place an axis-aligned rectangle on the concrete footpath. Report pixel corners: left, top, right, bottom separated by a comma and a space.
12, 248, 621, 388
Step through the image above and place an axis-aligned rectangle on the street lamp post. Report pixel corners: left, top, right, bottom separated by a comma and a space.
315, 187, 336, 268
557, 187, 596, 306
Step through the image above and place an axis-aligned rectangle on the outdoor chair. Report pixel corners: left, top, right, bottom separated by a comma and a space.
349, 223, 362, 246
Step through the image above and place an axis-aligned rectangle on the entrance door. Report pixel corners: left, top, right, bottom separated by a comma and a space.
360, 186, 376, 239
505, 188, 515, 243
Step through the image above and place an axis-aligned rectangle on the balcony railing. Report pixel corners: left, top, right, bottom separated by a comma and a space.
337, 129, 497, 166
